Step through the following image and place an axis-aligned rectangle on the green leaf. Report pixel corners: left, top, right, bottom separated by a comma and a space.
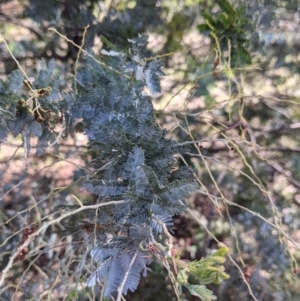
198, 0, 250, 67
219, 13, 231, 29
218, 0, 235, 16
184, 284, 217, 301
187, 245, 230, 284
100, 35, 120, 52
202, 13, 216, 28
197, 24, 211, 33
67, 289, 78, 300
214, 244, 231, 257
237, 45, 252, 65
177, 270, 189, 284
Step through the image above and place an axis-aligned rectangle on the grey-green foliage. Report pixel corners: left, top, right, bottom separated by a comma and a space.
73, 35, 198, 298
0, 59, 64, 155
0, 35, 198, 298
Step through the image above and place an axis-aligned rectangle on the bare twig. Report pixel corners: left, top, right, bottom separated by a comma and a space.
74, 24, 90, 92
48, 28, 130, 79
116, 251, 138, 301
0, 34, 33, 89
0, 199, 125, 287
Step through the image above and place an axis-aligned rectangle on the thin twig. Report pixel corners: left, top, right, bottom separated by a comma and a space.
0, 34, 33, 91
48, 28, 130, 79
0, 199, 125, 287
74, 24, 90, 93
188, 209, 259, 301
116, 251, 138, 301
0, 177, 85, 228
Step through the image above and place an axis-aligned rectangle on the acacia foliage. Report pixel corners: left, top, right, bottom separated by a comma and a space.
0, 35, 200, 298
2, 0, 300, 300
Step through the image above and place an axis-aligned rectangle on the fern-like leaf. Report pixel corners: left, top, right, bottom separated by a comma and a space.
82, 179, 127, 196
135, 165, 161, 195
145, 60, 164, 95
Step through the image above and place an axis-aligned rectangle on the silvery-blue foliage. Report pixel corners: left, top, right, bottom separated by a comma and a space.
1, 35, 198, 298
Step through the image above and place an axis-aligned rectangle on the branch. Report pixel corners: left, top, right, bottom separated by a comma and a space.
0, 33, 32, 84
195, 188, 300, 252
116, 251, 138, 301
198, 146, 300, 153
48, 28, 131, 79
0, 199, 125, 287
